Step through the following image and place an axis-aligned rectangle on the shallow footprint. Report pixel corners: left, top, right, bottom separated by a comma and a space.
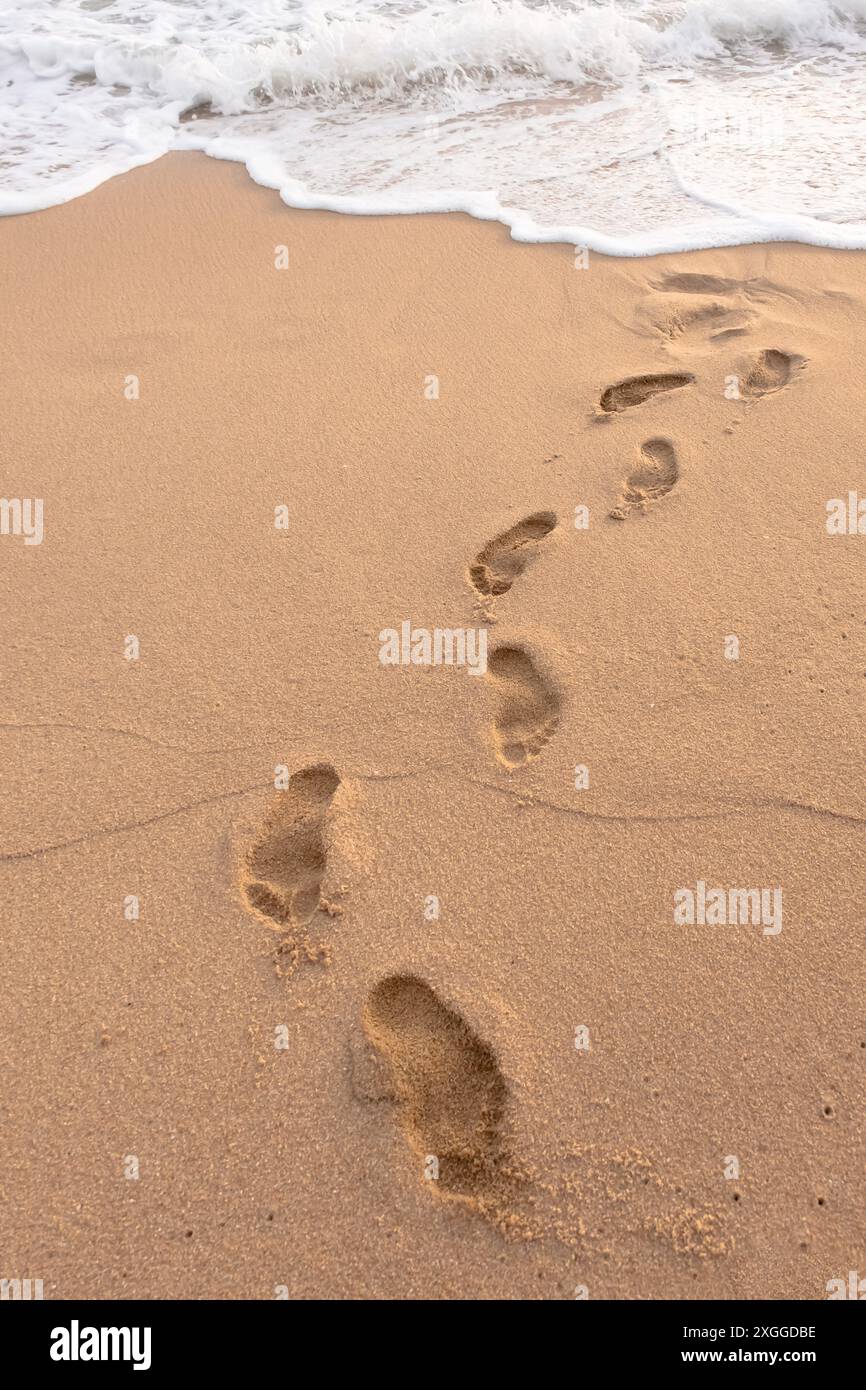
738, 348, 801, 398
486, 644, 560, 768
363, 974, 513, 1205
639, 297, 755, 347
469, 510, 556, 596
610, 438, 679, 519
243, 763, 340, 927
652, 271, 800, 307
600, 371, 695, 413
652, 272, 742, 297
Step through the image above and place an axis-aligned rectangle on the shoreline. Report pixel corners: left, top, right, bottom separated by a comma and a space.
10, 144, 866, 260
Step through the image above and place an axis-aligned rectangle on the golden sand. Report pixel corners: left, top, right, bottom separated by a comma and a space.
0, 152, 863, 1298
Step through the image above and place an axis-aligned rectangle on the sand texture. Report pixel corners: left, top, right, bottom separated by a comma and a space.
0, 153, 863, 1300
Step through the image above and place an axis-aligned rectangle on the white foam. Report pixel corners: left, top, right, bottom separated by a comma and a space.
2, 0, 866, 253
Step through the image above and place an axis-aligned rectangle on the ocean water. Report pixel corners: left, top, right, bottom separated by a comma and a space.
2, 0, 866, 252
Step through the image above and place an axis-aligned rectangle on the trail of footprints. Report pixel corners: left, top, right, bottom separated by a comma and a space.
602, 277, 802, 514
237, 270, 805, 1235
468, 512, 561, 768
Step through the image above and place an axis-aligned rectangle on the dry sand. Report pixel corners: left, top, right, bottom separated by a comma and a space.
0, 151, 863, 1299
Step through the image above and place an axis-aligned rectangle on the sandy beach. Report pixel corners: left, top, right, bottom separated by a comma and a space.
0, 151, 863, 1300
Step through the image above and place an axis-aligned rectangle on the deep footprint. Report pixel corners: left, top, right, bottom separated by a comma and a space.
610, 438, 679, 519
243, 763, 340, 927
600, 372, 695, 413
486, 644, 560, 768
739, 348, 800, 398
363, 974, 513, 1204
469, 511, 557, 596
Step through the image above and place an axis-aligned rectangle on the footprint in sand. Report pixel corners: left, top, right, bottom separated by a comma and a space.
652, 272, 745, 297
469, 511, 557, 597
609, 438, 679, 520
651, 271, 801, 305
242, 763, 340, 927
637, 274, 805, 354
737, 348, 802, 399
486, 644, 560, 768
599, 371, 694, 414
363, 974, 513, 1205
639, 296, 755, 348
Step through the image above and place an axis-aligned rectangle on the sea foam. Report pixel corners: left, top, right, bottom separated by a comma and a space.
2, 0, 866, 253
